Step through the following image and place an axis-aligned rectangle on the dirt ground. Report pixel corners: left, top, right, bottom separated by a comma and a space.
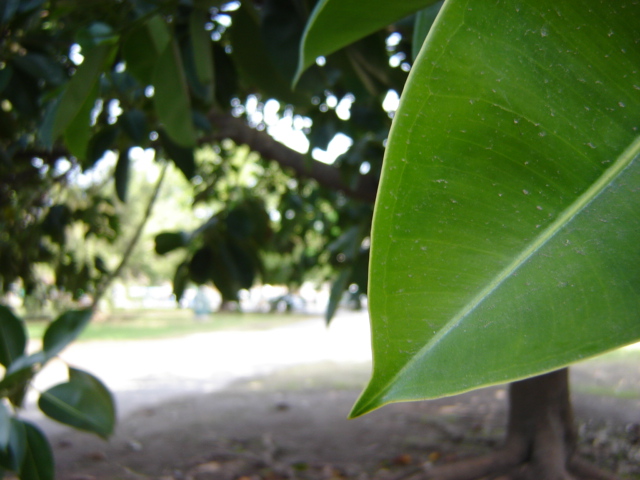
48, 355, 640, 480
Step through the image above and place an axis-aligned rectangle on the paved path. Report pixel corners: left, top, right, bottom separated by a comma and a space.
28, 311, 372, 422
23, 310, 640, 437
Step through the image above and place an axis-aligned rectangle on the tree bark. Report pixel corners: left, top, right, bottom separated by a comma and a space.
421, 369, 623, 480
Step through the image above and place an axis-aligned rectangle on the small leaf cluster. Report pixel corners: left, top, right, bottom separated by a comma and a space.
0, 306, 115, 480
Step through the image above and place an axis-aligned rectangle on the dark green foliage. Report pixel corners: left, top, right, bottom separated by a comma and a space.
0, 307, 114, 479
0, 305, 26, 368
155, 232, 189, 255
42, 310, 92, 358
0, 419, 26, 473
19, 422, 54, 480
169, 198, 273, 302
119, 109, 148, 144
39, 368, 115, 438
0, 0, 407, 307
159, 130, 196, 180
0, 0, 426, 476
114, 148, 131, 202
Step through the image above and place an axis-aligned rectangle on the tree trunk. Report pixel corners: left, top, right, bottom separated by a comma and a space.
422, 369, 622, 480
218, 299, 237, 312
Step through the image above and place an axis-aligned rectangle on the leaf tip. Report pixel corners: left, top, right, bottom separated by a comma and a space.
292, 45, 311, 89
348, 380, 389, 419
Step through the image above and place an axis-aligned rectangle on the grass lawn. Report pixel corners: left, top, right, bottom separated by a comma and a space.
25, 309, 312, 342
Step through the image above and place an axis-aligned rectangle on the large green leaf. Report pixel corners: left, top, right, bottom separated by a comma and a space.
38, 367, 115, 439
295, 0, 438, 83
351, 0, 640, 418
0, 305, 26, 368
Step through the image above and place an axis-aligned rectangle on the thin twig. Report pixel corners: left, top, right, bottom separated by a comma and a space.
91, 162, 169, 310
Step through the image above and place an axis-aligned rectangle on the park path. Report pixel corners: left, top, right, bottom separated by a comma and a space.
27, 311, 372, 429
23, 310, 640, 438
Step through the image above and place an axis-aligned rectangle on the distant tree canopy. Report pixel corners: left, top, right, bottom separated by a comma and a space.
0, 0, 410, 314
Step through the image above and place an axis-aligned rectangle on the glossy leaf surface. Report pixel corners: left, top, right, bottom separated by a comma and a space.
352, 0, 640, 417
38, 367, 115, 438
296, 0, 438, 82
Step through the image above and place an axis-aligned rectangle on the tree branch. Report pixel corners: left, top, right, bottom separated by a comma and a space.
92, 162, 169, 309
14, 110, 380, 205
207, 109, 378, 204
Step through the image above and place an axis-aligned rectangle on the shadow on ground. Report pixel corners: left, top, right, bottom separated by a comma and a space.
50, 354, 640, 480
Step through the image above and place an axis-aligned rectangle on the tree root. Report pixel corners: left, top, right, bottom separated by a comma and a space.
402, 369, 626, 480
415, 452, 624, 480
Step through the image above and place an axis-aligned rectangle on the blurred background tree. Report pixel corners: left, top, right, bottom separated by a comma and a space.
0, 0, 411, 317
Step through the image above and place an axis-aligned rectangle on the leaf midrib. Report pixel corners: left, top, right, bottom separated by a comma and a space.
374, 133, 640, 405
40, 391, 107, 433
